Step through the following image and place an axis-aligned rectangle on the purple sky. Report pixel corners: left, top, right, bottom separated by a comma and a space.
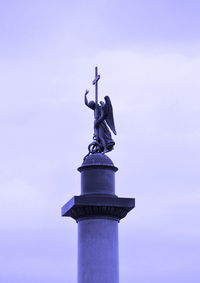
0, 1, 200, 282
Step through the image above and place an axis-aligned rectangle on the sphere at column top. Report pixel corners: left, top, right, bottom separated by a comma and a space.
78, 153, 118, 172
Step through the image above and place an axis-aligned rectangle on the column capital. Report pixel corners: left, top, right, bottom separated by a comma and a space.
62, 195, 135, 222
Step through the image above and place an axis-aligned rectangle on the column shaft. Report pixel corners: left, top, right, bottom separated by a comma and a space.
78, 218, 119, 283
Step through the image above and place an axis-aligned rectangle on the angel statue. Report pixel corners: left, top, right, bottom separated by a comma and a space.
84, 89, 117, 156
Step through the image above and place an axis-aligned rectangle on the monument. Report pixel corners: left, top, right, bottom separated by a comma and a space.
62, 67, 135, 283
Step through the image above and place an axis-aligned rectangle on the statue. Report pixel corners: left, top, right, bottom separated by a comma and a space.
84, 67, 117, 157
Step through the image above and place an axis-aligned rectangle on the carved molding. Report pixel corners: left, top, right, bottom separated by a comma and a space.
68, 205, 132, 222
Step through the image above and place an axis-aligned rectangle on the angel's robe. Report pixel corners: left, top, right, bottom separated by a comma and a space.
95, 104, 115, 153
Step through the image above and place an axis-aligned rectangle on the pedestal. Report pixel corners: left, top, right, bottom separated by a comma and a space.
62, 153, 135, 283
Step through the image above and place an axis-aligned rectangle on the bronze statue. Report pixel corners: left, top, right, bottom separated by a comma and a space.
84, 67, 117, 156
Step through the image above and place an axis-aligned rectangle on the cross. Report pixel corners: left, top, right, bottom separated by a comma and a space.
92, 66, 100, 106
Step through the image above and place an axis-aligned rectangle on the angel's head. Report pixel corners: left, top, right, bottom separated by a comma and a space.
88, 101, 95, 109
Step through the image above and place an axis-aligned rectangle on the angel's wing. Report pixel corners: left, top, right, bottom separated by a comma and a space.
104, 96, 117, 135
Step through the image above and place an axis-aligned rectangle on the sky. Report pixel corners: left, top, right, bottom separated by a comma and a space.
0, 0, 200, 282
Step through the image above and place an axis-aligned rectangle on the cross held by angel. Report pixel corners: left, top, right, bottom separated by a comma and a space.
84, 67, 117, 155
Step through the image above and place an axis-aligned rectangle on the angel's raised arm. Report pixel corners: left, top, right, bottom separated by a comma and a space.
84, 90, 89, 106
84, 90, 95, 110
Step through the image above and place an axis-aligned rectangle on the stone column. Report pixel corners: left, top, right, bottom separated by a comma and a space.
78, 219, 119, 283
62, 153, 135, 283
